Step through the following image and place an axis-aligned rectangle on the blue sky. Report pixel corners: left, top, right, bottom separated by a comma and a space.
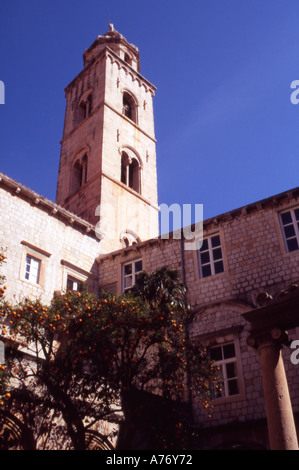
1, 0, 299, 227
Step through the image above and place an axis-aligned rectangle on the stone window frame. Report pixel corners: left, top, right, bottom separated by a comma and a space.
121, 258, 143, 293
70, 147, 89, 196
120, 152, 140, 193
197, 232, 225, 279
201, 328, 245, 405
119, 230, 141, 248
77, 88, 93, 125
20, 241, 51, 289
24, 254, 41, 284
119, 146, 142, 195
278, 206, 299, 254
122, 89, 138, 124
209, 342, 239, 399
60, 260, 91, 293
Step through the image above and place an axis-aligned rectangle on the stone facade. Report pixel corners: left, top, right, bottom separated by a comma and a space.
96, 187, 299, 449
0, 173, 101, 305
1, 26, 299, 450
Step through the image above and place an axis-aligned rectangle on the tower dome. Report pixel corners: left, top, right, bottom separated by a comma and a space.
83, 24, 140, 72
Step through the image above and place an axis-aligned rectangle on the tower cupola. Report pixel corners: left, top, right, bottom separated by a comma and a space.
83, 24, 140, 72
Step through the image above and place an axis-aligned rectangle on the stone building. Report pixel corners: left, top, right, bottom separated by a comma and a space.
55, 25, 159, 254
1, 26, 299, 450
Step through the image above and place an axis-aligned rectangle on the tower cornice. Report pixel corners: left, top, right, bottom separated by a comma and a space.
65, 46, 156, 97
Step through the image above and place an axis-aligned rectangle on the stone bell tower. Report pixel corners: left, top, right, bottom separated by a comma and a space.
55, 25, 159, 253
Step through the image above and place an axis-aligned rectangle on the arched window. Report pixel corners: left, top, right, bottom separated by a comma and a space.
71, 154, 88, 194
121, 151, 140, 193
124, 53, 132, 66
122, 92, 137, 123
122, 95, 132, 119
77, 93, 92, 124
120, 230, 141, 248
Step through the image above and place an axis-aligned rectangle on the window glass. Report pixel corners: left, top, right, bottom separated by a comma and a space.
200, 251, 210, 265
67, 276, 83, 292
223, 343, 235, 359
214, 260, 224, 274
198, 234, 224, 278
135, 260, 142, 272
210, 342, 239, 399
212, 247, 222, 261
202, 265, 212, 278
201, 239, 208, 251
211, 235, 221, 248
280, 209, 299, 253
281, 211, 292, 225
123, 259, 142, 291
287, 238, 299, 252
25, 255, 40, 284
124, 264, 132, 276
210, 346, 222, 362
284, 225, 296, 238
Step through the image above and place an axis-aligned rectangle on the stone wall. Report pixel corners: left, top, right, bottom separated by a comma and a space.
1, 169, 299, 449
0, 176, 101, 305
97, 187, 299, 448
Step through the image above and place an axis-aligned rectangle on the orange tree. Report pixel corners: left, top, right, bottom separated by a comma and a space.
0, 267, 219, 450
0, 290, 120, 450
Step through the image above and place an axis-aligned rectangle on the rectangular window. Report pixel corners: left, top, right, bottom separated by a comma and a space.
280, 209, 299, 253
210, 342, 239, 399
66, 275, 83, 292
24, 255, 41, 284
198, 234, 224, 278
123, 259, 142, 292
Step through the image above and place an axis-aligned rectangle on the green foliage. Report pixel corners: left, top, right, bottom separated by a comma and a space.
0, 263, 219, 449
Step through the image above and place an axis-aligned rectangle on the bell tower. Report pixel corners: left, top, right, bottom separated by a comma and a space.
56, 25, 159, 253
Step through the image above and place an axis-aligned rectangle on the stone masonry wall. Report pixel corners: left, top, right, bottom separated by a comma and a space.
0, 184, 101, 305
97, 188, 299, 443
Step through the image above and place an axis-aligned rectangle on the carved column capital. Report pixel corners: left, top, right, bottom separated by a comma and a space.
246, 327, 291, 350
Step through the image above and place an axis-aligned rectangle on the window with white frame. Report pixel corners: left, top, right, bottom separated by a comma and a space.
280, 208, 299, 253
210, 342, 239, 399
198, 234, 224, 278
20, 241, 51, 289
66, 275, 84, 292
122, 259, 142, 292
24, 255, 41, 284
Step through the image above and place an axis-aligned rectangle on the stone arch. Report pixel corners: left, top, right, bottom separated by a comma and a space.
84, 430, 114, 450
120, 230, 141, 248
77, 88, 93, 124
124, 52, 133, 66
70, 146, 89, 196
119, 146, 142, 194
0, 411, 36, 450
122, 89, 138, 124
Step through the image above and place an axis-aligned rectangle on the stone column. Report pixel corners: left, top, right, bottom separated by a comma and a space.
247, 329, 298, 450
